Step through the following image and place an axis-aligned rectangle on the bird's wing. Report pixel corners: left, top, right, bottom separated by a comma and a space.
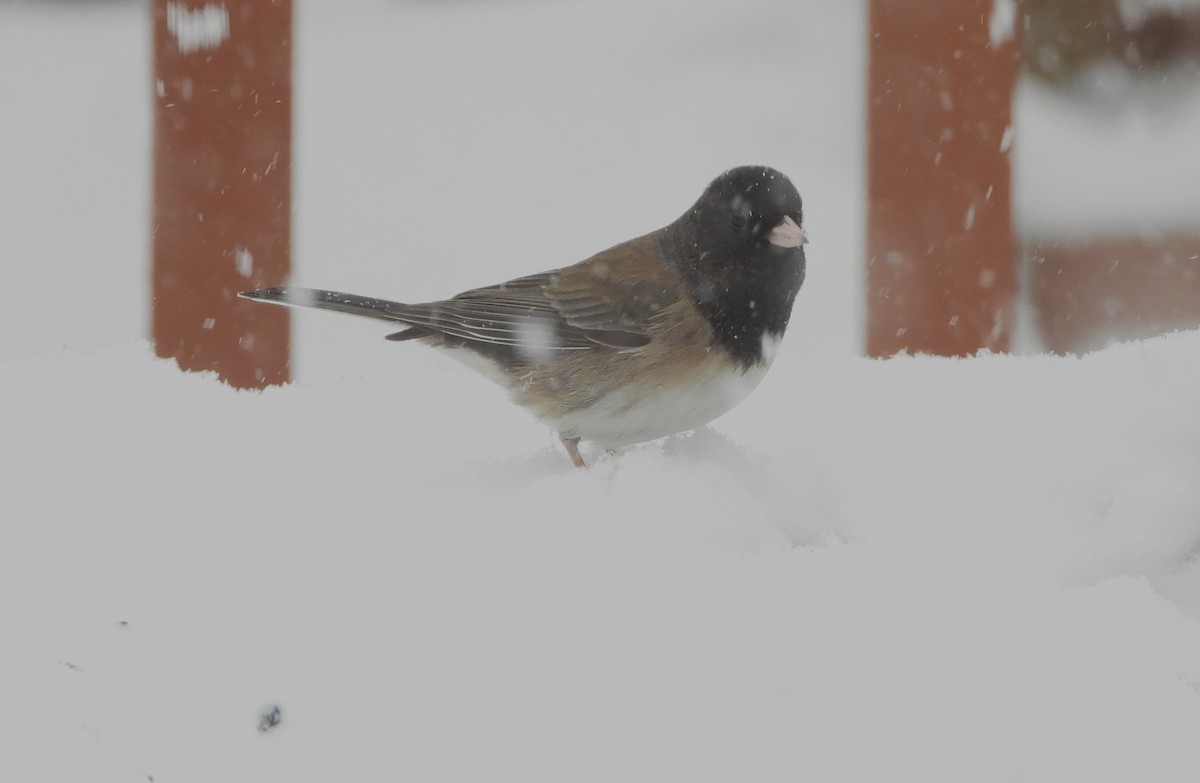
239, 235, 681, 355
448, 235, 679, 351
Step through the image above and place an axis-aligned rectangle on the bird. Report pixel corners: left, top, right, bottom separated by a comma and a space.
240, 166, 807, 468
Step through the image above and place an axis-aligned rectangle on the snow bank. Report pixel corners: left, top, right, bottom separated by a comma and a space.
4, 331, 1200, 781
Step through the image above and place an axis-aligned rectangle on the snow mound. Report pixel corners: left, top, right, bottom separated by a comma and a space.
4, 332, 1200, 781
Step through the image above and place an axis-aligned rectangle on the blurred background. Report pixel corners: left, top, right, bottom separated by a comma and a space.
1018, 0, 1200, 354
1, 0, 1198, 382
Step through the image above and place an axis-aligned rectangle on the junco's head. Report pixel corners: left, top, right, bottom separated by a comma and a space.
669, 166, 807, 365
681, 166, 806, 257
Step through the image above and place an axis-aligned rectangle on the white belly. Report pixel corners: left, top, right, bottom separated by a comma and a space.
438, 333, 781, 449
545, 357, 772, 449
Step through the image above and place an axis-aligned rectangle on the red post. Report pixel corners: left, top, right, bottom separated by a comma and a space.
866, 0, 1019, 357
152, 0, 292, 388
1029, 235, 1200, 353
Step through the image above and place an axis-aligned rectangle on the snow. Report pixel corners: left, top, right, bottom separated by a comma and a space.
4, 0, 1200, 780
235, 246, 254, 278
166, 2, 230, 55
5, 334, 1200, 781
989, 0, 1018, 48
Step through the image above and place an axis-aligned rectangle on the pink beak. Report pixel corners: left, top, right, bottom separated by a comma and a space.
768, 215, 806, 248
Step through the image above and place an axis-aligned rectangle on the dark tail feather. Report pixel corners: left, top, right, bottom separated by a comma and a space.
385, 328, 429, 341
238, 287, 412, 325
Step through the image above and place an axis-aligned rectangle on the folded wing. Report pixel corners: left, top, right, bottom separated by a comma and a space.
238, 250, 679, 357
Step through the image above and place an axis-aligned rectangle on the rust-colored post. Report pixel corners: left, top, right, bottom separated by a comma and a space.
152, 0, 291, 388
866, 0, 1019, 357
1029, 235, 1200, 353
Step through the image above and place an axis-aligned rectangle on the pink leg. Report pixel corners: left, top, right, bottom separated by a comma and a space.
561, 437, 586, 468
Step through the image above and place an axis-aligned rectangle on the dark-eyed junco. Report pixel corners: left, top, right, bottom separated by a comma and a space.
241, 166, 806, 467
